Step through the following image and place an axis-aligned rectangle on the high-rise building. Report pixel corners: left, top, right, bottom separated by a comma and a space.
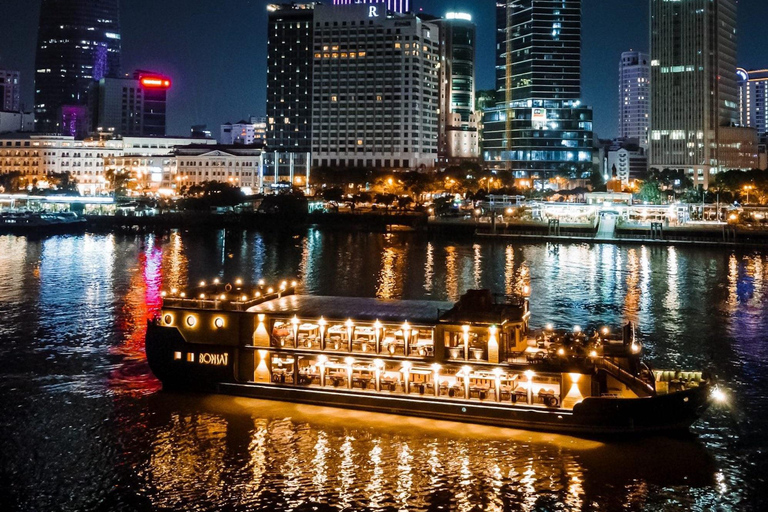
311, 4, 440, 170
483, 0, 593, 181
266, 3, 314, 153
89, 71, 171, 137
618, 51, 650, 148
433, 13, 479, 164
35, 0, 122, 135
650, 0, 756, 186
332, 0, 410, 14
0, 69, 21, 112
737, 68, 768, 145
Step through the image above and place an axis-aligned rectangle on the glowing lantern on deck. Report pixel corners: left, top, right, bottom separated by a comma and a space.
431, 363, 441, 397
318, 317, 327, 350
291, 315, 300, 346
374, 320, 383, 353
345, 319, 355, 352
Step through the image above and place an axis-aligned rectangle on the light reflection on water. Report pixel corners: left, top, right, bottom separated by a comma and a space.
0, 229, 766, 511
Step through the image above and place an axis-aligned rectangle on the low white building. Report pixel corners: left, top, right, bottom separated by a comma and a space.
174, 146, 262, 193
0, 135, 123, 194
104, 136, 217, 194
0, 135, 216, 195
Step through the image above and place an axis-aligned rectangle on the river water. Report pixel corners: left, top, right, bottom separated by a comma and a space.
0, 229, 766, 511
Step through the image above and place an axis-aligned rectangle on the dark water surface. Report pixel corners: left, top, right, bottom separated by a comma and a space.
0, 229, 766, 511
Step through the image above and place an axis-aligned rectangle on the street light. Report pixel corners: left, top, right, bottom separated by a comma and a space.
743, 185, 754, 205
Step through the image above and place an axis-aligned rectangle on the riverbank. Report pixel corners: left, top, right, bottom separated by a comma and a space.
3, 210, 768, 247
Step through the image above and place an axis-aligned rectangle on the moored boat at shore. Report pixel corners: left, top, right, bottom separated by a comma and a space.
145, 280, 720, 436
0, 210, 86, 234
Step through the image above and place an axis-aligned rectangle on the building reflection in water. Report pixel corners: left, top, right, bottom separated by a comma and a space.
377, 244, 406, 300
444, 246, 460, 302
473, 244, 482, 289
625, 248, 640, 322
664, 246, 680, 327
424, 242, 434, 293
505, 245, 515, 296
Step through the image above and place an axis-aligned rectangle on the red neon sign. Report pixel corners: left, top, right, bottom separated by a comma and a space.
140, 76, 171, 89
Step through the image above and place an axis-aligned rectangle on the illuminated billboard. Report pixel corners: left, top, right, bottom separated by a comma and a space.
532, 108, 547, 129
139, 76, 172, 89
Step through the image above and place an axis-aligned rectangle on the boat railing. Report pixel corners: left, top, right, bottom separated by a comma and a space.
597, 358, 656, 397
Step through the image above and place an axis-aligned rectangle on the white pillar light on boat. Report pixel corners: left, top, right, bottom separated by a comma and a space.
525, 369, 535, 404
573, 325, 582, 333
401, 361, 412, 393
374, 320, 383, 354
462, 365, 472, 398
235, 278, 243, 286
213, 278, 220, 285
488, 325, 499, 363
199, 280, 206, 287
462, 325, 470, 361
431, 363, 441, 397
345, 356, 355, 389
318, 317, 327, 350
402, 321, 411, 357
318, 355, 327, 387
631, 342, 641, 354
374, 359, 384, 392
601, 327, 609, 336
345, 319, 355, 352
291, 315, 300, 347
492, 367, 504, 402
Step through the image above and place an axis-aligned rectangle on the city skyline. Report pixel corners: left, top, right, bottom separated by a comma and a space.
1, 1, 767, 138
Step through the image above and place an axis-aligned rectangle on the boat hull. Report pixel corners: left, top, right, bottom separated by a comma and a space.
145, 323, 711, 436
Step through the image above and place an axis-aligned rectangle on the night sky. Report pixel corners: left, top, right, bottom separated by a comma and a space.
1, 0, 767, 139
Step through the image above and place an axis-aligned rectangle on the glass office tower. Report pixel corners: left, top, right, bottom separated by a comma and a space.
35, 0, 122, 134
484, 0, 593, 179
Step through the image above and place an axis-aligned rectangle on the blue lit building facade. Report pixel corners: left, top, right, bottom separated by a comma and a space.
483, 0, 593, 179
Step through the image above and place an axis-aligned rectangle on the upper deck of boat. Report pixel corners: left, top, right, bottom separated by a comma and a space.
248, 295, 454, 325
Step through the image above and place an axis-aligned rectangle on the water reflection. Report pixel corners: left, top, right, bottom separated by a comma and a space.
125, 393, 725, 511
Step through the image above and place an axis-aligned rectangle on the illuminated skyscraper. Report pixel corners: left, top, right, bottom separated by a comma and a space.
433, 13, 479, 163
89, 71, 171, 137
483, 0, 593, 180
619, 51, 650, 148
332, 0, 410, 14
34, 0, 122, 135
266, 3, 314, 152
738, 68, 768, 146
650, 0, 756, 186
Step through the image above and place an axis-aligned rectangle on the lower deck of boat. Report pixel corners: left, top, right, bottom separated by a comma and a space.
215, 381, 699, 436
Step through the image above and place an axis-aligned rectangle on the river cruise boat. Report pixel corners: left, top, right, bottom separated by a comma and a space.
145, 280, 719, 435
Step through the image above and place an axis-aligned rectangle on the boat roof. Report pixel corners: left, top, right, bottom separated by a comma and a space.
248, 295, 454, 325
